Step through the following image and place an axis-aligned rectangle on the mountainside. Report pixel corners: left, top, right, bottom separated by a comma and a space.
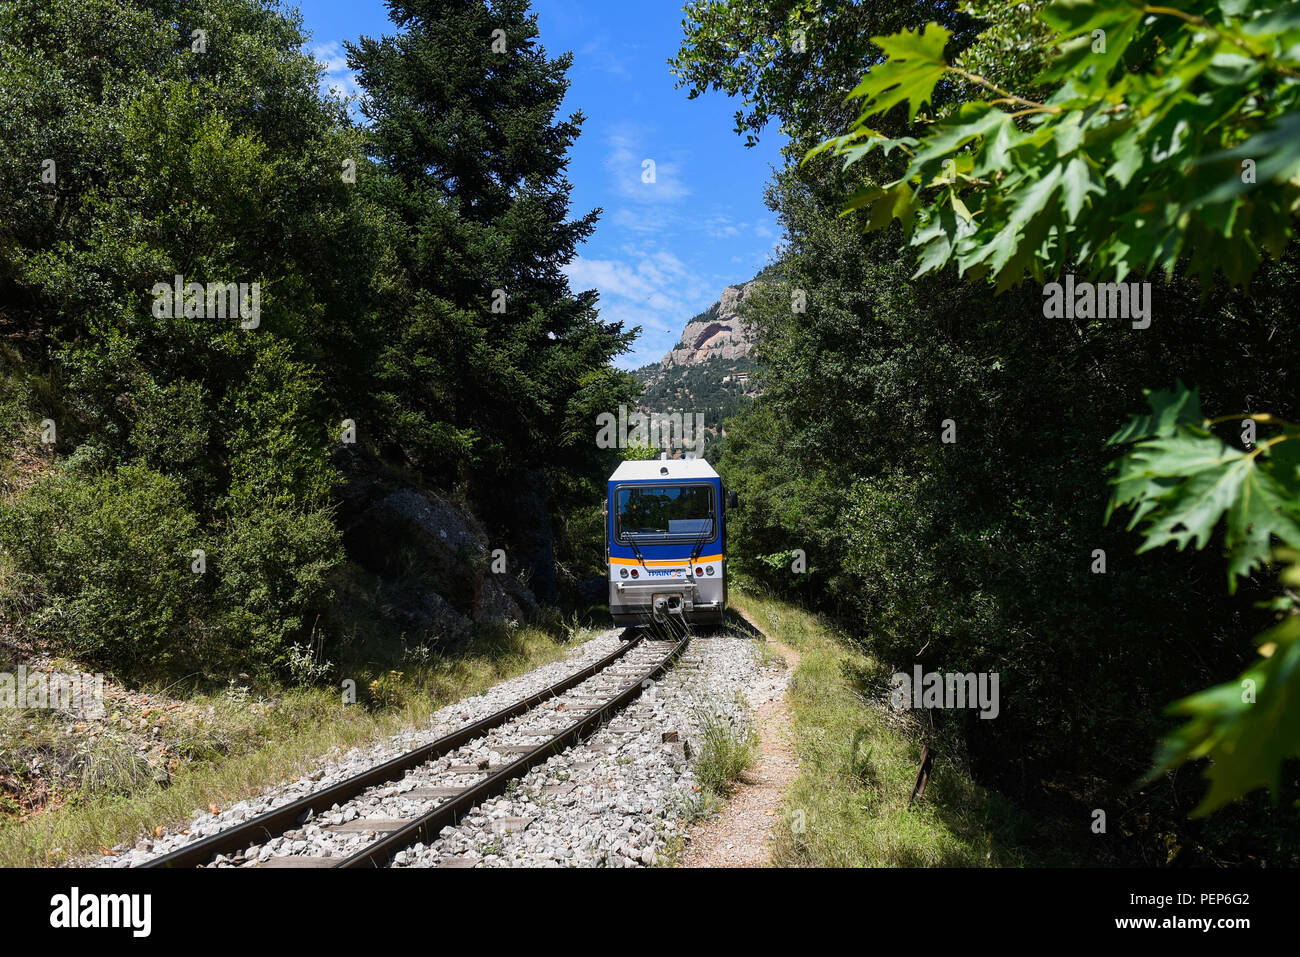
633, 279, 761, 434
657, 281, 759, 371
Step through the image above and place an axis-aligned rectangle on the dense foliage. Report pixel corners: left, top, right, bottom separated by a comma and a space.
0, 0, 634, 675
0, 0, 360, 674
821, 0, 1300, 815
818, 3, 1300, 289
676, 0, 1300, 862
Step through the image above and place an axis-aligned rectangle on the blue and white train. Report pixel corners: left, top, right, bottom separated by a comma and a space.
606, 457, 736, 629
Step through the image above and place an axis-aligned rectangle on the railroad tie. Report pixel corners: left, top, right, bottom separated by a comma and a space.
325, 818, 410, 834
258, 857, 338, 868
400, 787, 464, 799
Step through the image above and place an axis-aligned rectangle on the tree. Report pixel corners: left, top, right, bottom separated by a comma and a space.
675, 0, 1300, 861
0, 0, 358, 673
347, 0, 638, 599
821, 0, 1300, 813
347, 0, 634, 475
671, 0, 986, 150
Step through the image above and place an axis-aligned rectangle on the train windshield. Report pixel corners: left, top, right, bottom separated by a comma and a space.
616, 484, 714, 542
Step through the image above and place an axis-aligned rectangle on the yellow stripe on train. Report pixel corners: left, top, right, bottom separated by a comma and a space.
609, 554, 723, 566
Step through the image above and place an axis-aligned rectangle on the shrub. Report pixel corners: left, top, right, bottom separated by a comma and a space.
213, 500, 343, 673
0, 461, 205, 672
367, 670, 407, 710
0, 459, 343, 678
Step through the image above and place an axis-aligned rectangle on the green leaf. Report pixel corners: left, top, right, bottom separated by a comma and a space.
907, 102, 1009, 182
841, 180, 919, 232
1108, 391, 1300, 589
1222, 458, 1300, 582
1060, 154, 1102, 222
1195, 111, 1300, 206
846, 24, 952, 123
1107, 127, 1145, 189
1106, 382, 1203, 445
1154, 615, 1300, 815
1038, 0, 1144, 94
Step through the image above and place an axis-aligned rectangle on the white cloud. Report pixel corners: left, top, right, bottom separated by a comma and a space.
311, 42, 360, 102
577, 38, 632, 79
605, 127, 690, 204
704, 214, 765, 240
564, 257, 658, 301
564, 246, 717, 369
608, 205, 678, 234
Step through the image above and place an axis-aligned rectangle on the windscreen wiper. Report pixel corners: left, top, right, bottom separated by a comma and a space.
688, 515, 713, 571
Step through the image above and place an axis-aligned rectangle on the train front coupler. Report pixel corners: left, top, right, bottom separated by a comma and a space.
651, 590, 690, 623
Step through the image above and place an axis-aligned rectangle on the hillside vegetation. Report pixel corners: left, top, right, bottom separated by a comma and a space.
0, 0, 635, 682
675, 0, 1300, 865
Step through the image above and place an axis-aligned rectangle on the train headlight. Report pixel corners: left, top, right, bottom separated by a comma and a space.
705, 565, 714, 576
619, 568, 628, 579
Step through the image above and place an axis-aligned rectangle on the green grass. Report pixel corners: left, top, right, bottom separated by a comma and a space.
692, 698, 760, 798
0, 622, 599, 867
731, 590, 1033, 867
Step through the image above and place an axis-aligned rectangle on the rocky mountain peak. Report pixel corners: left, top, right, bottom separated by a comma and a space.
658, 280, 759, 372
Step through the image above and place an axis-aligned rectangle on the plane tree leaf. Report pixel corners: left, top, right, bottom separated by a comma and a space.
1109, 385, 1300, 810
813, 2, 1300, 290
846, 24, 952, 124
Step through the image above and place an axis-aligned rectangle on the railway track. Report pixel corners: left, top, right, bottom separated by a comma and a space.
140, 625, 690, 869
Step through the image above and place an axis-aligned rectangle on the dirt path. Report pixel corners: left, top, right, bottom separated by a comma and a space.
678, 637, 800, 867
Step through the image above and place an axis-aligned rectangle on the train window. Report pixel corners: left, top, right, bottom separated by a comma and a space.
615, 484, 715, 543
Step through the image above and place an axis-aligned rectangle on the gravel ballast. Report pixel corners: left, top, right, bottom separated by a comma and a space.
93, 623, 789, 868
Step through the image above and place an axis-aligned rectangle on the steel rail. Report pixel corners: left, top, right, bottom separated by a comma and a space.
337, 631, 690, 868
141, 632, 645, 868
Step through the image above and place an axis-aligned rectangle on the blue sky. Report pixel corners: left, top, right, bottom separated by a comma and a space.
297, 0, 786, 369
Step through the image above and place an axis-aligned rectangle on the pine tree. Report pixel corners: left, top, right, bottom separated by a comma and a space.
349, 0, 637, 598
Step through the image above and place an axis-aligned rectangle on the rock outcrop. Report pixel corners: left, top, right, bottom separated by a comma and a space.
658, 281, 758, 372
336, 463, 538, 643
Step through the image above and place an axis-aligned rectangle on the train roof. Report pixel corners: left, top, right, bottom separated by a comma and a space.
608, 458, 720, 482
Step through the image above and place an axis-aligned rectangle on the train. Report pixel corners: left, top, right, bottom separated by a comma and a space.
606, 457, 736, 629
